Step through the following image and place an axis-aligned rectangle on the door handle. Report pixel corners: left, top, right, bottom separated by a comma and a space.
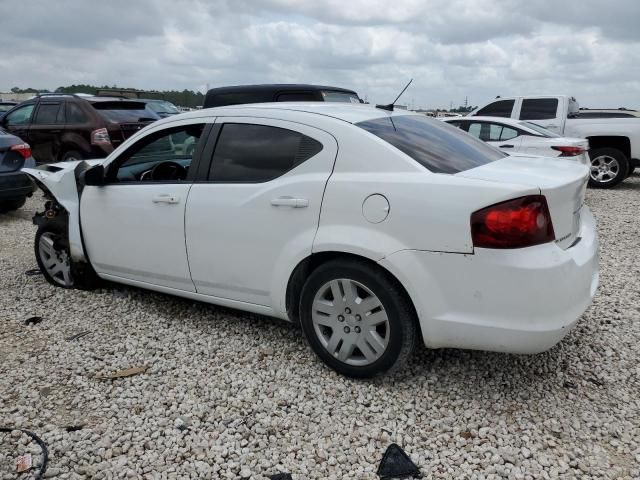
270, 196, 309, 208
152, 194, 180, 204
500, 144, 515, 148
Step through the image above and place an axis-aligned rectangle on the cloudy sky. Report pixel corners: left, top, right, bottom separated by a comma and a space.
1, 0, 638, 109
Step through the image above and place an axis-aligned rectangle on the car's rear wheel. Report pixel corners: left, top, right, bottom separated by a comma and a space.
60, 150, 84, 162
0, 196, 27, 213
299, 259, 417, 378
34, 222, 100, 289
588, 148, 629, 188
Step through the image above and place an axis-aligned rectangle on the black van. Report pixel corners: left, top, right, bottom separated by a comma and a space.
203, 84, 362, 108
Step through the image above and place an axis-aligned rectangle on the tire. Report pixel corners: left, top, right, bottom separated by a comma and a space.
299, 259, 417, 378
588, 148, 629, 188
34, 221, 100, 290
60, 150, 84, 162
0, 196, 26, 213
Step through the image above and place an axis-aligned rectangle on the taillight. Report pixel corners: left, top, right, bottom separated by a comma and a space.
10, 143, 32, 159
551, 146, 586, 157
91, 128, 111, 145
471, 195, 555, 249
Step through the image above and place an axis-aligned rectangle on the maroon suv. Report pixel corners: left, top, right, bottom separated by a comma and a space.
0, 94, 159, 164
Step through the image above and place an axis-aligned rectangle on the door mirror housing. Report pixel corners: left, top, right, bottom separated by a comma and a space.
82, 164, 105, 186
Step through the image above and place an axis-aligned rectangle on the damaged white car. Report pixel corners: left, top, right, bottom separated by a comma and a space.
23, 103, 599, 377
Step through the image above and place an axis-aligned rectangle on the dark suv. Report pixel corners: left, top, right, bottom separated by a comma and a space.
0, 94, 159, 164
203, 84, 362, 108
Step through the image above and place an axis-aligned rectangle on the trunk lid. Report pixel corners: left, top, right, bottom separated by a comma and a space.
458, 155, 589, 249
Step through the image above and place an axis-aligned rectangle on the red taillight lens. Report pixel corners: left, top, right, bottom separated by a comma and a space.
10, 143, 32, 159
551, 146, 586, 157
471, 195, 555, 249
91, 128, 111, 145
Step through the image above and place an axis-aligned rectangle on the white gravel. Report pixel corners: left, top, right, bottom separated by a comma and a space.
1, 174, 639, 479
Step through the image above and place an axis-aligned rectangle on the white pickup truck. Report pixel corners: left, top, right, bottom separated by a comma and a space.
470, 95, 640, 188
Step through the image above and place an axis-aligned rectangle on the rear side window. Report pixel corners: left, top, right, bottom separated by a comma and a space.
34, 103, 63, 124
4, 104, 35, 125
476, 100, 514, 117
206, 92, 273, 107
66, 102, 89, 123
321, 91, 361, 103
519, 98, 559, 120
91, 101, 157, 123
356, 115, 505, 174
209, 123, 323, 182
276, 92, 317, 102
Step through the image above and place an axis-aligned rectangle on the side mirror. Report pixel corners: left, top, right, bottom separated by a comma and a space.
82, 164, 105, 186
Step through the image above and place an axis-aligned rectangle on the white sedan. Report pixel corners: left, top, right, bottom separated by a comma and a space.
443, 116, 590, 165
23, 103, 599, 377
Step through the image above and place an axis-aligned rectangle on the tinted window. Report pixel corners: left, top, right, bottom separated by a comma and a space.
5, 104, 35, 125
34, 103, 62, 124
114, 124, 205, 182
277, 92, 317, 102
209, 124, 323, 182
92, 101, 157, 123
357, 115, 505, 174
207, 92, 273, 107
321, 91, 361, 103
519, 98, 559, 120
476, 100, 514, 118
66, 102, 89, 123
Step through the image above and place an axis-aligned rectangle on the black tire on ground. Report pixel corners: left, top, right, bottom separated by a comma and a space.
0, 196, 27, 213
34, 221, 100, 290
588, 148, 629, 188
60, 150, 84, 162
299, 258, 418, 378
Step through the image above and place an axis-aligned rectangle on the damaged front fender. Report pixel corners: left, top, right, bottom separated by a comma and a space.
22, 160, 103, 262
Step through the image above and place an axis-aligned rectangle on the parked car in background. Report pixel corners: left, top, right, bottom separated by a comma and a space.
443, 116, 589, 164
577, 108, 640, 119
141, 99, 180, 118
470, 95, 640, 187
23, 103, 598, 377
0, 94, 159, 164
0, 101, 18, 114
0, 127, 35, 212
203, 84, 362, 108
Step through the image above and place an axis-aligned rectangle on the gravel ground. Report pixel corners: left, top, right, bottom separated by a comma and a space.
1, 174, 639, 479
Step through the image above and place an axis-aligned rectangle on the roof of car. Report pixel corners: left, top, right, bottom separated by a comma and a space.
157, 102, 421, 126
206, 84, 358, 95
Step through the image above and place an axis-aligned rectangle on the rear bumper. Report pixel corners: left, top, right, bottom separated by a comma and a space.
380, 205, 599, 354
0, 170, 34, 199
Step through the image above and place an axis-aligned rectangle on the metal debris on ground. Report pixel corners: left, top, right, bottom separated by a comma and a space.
0, 427, 49, 479
24, 268, 43, 276
377, 443, 422, 479
24, 316, 43, 325
15, 453, 32, 472
65, 330, 91, 341
95, 365, 149, 380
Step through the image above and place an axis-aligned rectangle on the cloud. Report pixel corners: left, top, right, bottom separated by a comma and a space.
0, 0, 638, 109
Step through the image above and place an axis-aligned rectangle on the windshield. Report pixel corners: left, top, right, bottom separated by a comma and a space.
321, 91, 361, 103
92, 101, 159, 123
147, 100, 179, 114
0, 104, 16, 113
519, 121, 561, 138
357, 115, 506, 174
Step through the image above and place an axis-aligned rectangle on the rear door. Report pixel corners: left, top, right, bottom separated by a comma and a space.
1, 103, 35, 145
465, 121, 523, 153
185, 117, 337, 307
29, 101, 65, 163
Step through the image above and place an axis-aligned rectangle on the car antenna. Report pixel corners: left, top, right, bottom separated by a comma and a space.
376, 79, 413, 112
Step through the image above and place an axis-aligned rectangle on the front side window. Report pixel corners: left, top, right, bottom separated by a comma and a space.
34, 103, 63, 124
357, 115, 506, 174
112, 124, 205, 182
519, 98, 559, 120
475, 100, 514, 118
209, 123, 323, 182
4, 104, 35, 125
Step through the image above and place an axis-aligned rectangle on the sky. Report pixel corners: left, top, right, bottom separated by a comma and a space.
1, 0, 638, 110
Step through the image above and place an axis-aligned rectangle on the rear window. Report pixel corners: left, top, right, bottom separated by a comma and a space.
91, 101, 158, 123
356, 115, 506, 174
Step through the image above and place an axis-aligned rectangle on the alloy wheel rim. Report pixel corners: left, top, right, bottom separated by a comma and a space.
38, 232, 73, 287
311, 278, 390, 366
590, 155, 619, 183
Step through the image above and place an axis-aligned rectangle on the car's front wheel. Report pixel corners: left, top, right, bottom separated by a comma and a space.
299, 259, 417, 378
588, 148, 629, 188
34, 222, 100, 289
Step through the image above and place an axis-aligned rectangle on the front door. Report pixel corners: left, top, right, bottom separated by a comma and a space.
2, 103, 35, 146
29, 101, 65, 163
185, 118, 337, 307
80, 120, 209, 291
